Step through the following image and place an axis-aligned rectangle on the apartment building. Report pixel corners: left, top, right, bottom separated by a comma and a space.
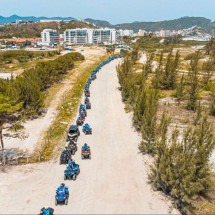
118, 29, 134, 37
41, 29, 59, 45
64, 28, 116, 45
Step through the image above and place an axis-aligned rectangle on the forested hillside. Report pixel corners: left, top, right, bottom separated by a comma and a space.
87, 17, 215, 33
0, 21, 95, 38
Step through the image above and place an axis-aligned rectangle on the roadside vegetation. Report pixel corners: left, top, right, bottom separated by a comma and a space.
0, 52, 84, 165
0, 50, 61, 73
0, 50, 60, 64
117, 37, 215, 214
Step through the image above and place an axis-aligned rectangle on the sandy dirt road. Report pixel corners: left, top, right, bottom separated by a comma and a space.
0, 59, 179, 214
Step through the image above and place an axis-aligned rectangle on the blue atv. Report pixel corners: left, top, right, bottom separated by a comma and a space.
79, 104, 85, 111
76, 116, 84, 126
85, 101, 91, 109
87, 78, 91, 84
82, 123, 92, 135
85, 97, 90, 104
60, 149, 71, 165
55, 191, 68, 206
64, 163, 80, 180
85, 82, 90, 88
82, 144, 91, 160
85, 89, 90, 97
91, 73, 96, 80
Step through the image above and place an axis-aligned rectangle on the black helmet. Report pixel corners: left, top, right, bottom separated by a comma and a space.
61, 183, 65, 187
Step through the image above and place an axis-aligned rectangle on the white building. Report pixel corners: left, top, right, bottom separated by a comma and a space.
64, 28, 116, 45
93, 29, 116, 44
138, 29, 146, 36
118, 29, 134, 37
40, 19, 72, 23
159, 30, 172, 37
41, 29, 59, 45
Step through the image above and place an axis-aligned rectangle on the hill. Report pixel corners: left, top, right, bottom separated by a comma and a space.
115, 17, 213, 32
84, 18, 112, 28
0, 15, 76, 23
0, 21, 95, 38
86, 17, 215, 34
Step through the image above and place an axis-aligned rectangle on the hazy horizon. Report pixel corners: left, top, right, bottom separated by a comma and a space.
0, 0, 215, 24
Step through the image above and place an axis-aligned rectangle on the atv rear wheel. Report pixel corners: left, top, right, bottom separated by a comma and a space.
82, 155, 84, 160
73, 174, 77, 181
55, 199, 58, 206
72, 150, 75, 155
65, 198, 68, 205
64, 175, 67, 180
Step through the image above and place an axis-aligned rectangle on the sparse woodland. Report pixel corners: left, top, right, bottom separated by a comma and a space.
0, 52, 84, 164
117, 37, 215, 214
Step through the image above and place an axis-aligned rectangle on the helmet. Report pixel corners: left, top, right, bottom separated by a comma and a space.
61, 183, 65, 187
84, 143, 87, 146
44, 206, 48, 210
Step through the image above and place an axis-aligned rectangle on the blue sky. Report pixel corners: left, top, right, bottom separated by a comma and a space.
0, 0, 214, 24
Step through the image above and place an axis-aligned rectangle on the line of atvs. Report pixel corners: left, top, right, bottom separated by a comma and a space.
39, 54, 124, 215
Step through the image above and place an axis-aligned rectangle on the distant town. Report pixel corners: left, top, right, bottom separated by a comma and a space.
0, 18, 212, 50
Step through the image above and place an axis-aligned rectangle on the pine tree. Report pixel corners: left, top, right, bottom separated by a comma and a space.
153, 50, 180, 90
143, 53, 154, 78
186, 51, 201, 110
176, 74, 185, 100
202, 60, 213, 85
139, 87, 159, 154
0, 94, 22, 167
209, 86, 215, 116
193, 101, 202, 125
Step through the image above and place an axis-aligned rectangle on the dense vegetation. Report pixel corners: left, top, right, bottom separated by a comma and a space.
0, 50, 60, 63
0, 52, 84, 115
117, 39, 215, 213
0, 21, 95, 38
0, 52, 84, 164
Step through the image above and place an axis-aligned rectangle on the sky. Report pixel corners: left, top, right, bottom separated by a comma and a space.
0, 0, 215, 24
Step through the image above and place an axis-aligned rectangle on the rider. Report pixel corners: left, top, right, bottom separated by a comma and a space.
63, 147, 71, 157
39, 206, 54, 215
83, 124, 90, 131
67, 159, 77, 170
82, 143, 89, 151
56, 183, 69, 197
68, 139, 76, 147
85, 96, 89, 102
77, 116, 82, 124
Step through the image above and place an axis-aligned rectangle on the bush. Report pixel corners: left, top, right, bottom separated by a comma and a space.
150, 116, 215, 213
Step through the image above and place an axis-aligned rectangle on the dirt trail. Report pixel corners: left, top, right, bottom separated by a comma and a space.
0, 59, 179, 214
